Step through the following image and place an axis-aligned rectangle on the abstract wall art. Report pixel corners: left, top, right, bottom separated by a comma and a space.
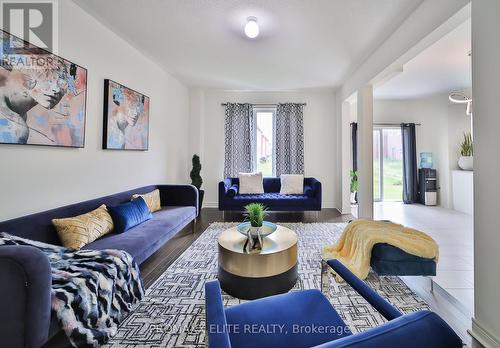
0, 30, 87, 147
102, 79, 149, 150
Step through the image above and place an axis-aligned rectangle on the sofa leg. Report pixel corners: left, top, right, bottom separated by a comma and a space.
192, 219, 196, 234
430, 277, 434, 293
316, 211, 319, 222
222, 211, 225, 222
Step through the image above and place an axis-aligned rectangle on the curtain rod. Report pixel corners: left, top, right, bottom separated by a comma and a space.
352, 122, 421, 126
374, 123, 421, 126
221, 103, 306, 107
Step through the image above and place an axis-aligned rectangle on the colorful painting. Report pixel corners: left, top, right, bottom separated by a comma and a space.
102, 79, 149, 150
0, 30, 87, 147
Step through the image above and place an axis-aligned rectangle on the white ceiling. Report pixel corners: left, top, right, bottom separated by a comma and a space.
74, 0, 423, 90
375, 18, 471, 100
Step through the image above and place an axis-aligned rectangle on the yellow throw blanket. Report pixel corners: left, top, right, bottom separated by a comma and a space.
322, 219, 439, 280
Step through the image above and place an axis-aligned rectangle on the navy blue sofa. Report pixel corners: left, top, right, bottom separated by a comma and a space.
0, 184, 197, 348
218, 177, 321, 212
206, 259, 462, 348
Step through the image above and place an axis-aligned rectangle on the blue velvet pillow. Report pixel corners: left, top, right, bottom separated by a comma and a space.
304, 185, 314, 198
226, 184, 239, 197
108, 197, 152, 234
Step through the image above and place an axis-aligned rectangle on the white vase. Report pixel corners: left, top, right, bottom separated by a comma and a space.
249, 226, 260, 238
245, 226, 263, 254
458, 156, 473, 171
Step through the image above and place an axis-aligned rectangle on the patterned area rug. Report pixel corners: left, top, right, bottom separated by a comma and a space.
106, 222, 429, 347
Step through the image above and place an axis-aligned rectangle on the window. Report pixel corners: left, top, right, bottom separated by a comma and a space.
254, 108, 275, 176
373, 127, 403, 201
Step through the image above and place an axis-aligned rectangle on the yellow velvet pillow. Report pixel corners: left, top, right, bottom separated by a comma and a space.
52, 205, 114, 250
132, 189, 161, 213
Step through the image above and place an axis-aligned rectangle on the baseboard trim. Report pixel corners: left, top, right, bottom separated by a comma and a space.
340, 208, 351, 215
469, 318, 500, 348
333, 208, 344, 215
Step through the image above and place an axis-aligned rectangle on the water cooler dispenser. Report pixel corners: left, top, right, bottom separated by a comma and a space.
418, 168, 437, 206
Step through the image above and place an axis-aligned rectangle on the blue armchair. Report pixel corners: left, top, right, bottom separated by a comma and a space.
205, 259, 462, 348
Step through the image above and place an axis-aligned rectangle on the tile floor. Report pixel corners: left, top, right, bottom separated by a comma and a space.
371, 202, 474, 315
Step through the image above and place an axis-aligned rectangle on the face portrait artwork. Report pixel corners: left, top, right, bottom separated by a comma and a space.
103, 80, 149, 150
0, 30, 87, 147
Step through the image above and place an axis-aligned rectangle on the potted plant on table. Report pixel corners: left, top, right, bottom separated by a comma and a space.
350, 170, 358, 204
458, 132, 473, 171
190, 154, 204, 213
243, 203, 268, 254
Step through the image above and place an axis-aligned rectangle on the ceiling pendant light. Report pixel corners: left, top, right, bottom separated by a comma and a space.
244, 17, 259, 39
449, 91, 472, 115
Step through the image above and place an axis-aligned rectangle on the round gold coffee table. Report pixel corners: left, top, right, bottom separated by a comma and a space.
217, 225, 298, 300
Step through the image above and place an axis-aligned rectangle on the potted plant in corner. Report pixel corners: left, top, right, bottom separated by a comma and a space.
243, 203, 268, 254
350, 170, 358, 204
458, 132, 473, 171
190, 154, 204, 213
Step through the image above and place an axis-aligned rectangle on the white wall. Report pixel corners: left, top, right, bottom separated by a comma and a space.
189, 89, 338, 209
357, 86, 374, 219
471, 0, 500, 345
373, 94, 471, 208
188, 88, 205, 161
0, 0, 190, 221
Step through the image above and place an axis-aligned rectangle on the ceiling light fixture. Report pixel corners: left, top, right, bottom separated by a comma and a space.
244, 17, 259, 39
449, 91, 473, 116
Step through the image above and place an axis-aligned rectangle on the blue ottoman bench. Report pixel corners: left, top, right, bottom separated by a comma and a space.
371, 243, 437, 290
371, 243, 437, 277
348, 219, 437, 281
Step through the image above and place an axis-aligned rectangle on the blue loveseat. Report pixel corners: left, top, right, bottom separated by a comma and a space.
218, 177, 321, 212
205, 259, 462, 348
0, 184, 197, 348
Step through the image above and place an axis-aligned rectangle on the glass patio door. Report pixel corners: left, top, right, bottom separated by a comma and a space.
373, 128, 403, 201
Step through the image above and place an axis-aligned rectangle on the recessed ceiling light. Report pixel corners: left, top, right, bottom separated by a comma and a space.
244, 17, 259, 39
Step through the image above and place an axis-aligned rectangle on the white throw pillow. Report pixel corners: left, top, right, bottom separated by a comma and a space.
280, 174, 304, 194
238, 172, 264, 194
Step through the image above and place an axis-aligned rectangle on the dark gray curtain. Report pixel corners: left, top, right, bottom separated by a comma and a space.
275, 103, 305, 175
224, 103, 255, 177
351, 122, 358, 172
401, 123, 418, 204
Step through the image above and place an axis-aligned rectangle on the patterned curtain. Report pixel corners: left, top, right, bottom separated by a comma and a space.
275, 103, 304, 175
224, 103, 255, 177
